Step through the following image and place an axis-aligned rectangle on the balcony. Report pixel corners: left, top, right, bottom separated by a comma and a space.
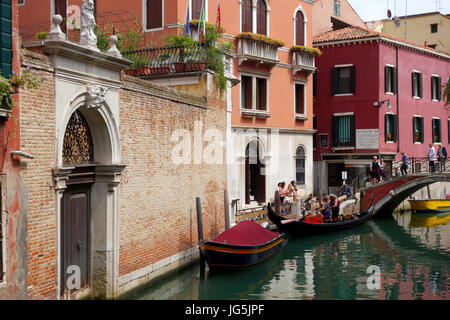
236, 33, 284, 70
290, 46, 319, 75
122, 43, 208, 79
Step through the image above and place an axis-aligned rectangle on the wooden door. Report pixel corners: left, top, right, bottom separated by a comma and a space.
61, 184, 91, 295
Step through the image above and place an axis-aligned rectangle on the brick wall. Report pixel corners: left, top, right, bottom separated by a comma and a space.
118, 75, 227, 277
19, 51, 57, 299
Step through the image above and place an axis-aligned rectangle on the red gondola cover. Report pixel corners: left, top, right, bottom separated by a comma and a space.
212, 221, 280, 246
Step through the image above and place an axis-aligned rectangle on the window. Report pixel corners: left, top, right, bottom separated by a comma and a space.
430, 23, 438, 33
256, 0, 267, 35
240, 75, 252, 109
413, 116, 424, 143
412, 71, 422, 98
145, 0, 163, 30
0, 0, 12, 78
192, 0, 202, 20
295, 146, 306, 185
295, 10, 305, 46
18, 0, 25, 5
241, 0, 253, 32
331, 66, 356, 95
53, 0, 67, 33
385, 65, 397, 94
332, 114, 355, 147
428, 44, 437, 49
334, 0, 341, 16
320, 135, 329, 148
385, 114, 397, 142
240, 75, 268, 112
432, 118, 442, 144
431, 75, 441, 101
295, 83, 305, 115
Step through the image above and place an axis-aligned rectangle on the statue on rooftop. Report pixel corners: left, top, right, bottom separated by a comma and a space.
80, 0, 97, 48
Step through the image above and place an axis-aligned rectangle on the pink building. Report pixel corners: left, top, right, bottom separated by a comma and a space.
312, 26, 450, 194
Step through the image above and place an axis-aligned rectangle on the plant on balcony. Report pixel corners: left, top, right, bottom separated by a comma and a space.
0, 68, 45, 111
289, 45, 322, 56
236, 32, 285, 48
189, 20, 226, 34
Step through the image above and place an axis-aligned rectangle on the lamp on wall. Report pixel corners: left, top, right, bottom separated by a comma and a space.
373, 99, 391, 108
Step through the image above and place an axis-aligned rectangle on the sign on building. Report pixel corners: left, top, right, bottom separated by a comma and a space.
356, 129, 379, 149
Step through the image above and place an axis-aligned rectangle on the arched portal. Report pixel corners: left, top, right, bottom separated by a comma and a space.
53, 87, 124, 299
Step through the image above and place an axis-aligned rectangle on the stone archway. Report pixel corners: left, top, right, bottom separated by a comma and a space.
53, 87, 124, 299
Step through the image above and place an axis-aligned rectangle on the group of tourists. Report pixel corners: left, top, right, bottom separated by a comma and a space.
276, 180, 298, 204
369, 156, 387, 183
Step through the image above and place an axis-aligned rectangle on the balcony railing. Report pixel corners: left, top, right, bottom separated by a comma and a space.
122, 43, 208, 78
237, 38, 279, 69
291, 51, 316, 75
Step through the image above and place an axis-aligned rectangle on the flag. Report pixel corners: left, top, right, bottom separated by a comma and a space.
198, 0, 206, 42
215, 0, 221, 31
185, 3, 190, 35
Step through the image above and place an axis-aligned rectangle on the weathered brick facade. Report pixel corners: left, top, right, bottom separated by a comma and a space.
18, 51, 227, 299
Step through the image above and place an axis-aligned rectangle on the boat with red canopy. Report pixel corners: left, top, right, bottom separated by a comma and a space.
201, 220, 286, 269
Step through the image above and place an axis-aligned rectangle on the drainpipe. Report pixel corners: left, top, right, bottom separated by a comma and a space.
396, 45, 400, 154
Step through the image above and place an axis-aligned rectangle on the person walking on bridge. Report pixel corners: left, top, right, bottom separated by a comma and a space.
400, 152, 408, 176
428, 143, 436, 173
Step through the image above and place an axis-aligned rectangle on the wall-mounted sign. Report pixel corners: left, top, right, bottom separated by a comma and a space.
356, 129, 379, 150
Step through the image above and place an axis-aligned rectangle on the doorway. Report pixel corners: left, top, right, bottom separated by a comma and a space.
245, 141, 266, 204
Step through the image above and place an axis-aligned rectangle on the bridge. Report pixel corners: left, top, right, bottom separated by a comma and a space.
359, 157, 450, 217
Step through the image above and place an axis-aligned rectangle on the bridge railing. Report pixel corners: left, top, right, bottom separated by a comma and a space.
351, 157, 449, 194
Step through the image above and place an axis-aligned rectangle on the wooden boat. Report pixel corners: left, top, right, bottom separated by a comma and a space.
201, 220, 286, 269
408, 199, 450, 213
267, 202, 374, 236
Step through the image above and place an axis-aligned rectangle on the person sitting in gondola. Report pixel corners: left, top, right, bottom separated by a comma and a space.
330, 194, 340, 222
320, 196, 332, 223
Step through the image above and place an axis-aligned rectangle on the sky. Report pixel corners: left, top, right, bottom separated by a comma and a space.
347, 0, 450, 22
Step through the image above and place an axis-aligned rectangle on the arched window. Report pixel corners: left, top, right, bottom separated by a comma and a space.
63, 110, 94, 165
295, 146, 305, 185
295, 10, 305, 46
256, 0, 267, 35
242, 0, 253, 32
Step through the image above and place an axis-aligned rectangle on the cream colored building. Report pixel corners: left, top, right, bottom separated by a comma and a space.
375, 12, 450, 53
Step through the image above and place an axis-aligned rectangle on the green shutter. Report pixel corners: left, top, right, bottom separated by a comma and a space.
393, 114, 398, 142
331, 67, 338, 95
418, 73, 423, 98
385, 66, 389, 93
350, 65, 356, 94
438, 76, 442, 101
385, 114, 389, 141
332, 115, 338, 147
393, 67, 398, 94
0, 0, 12, 78
420, 117, 424, 143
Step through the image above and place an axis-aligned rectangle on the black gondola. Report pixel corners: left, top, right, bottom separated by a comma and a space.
267, 201, 375, 236
201, 220, 286, 269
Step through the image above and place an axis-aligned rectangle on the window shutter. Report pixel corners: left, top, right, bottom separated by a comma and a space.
384, 66, 389, 93
393, 67, 398, 94
147, 0, 163, 30
438, 119, 442, 143
257, 0, 267, 35
332, 116, 339, 147
349, 65, 356, 94
331, 67, 338, 95
393, 114, 398, 142
242, 0, 253, 33
411, 73, 414, 97
245, 77, 252, 109
349, 114, 355, 146
418, 73, 423, 98
431, 76, 434, 100
257, 78, 267, 110
384, 114, 388, 141
0, 0, 12, 78
420, 117, 424, 143
192, 0, 202, 20
296, 11, 305, 46
438, 76, 442, 101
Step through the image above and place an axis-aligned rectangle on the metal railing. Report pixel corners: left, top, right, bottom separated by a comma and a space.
122, 43, 208, 78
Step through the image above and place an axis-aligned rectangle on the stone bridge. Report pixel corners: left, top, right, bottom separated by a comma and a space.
360, 172, 450, 217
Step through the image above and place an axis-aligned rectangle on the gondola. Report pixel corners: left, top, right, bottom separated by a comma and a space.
267, 201, 375, 236
201, 220, 286, 269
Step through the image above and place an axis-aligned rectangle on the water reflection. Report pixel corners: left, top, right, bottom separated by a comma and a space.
130, 211, 449, 300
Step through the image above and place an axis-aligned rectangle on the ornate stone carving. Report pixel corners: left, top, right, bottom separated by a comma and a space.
86, 85, 108, 109
80, 0, 98, 48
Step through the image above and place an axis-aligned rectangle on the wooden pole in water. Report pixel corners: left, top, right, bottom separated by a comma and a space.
196, 197, 206, 273
224, 189, 231, 230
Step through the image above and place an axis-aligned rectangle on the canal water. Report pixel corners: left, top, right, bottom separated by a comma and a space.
128, 210, 449, 300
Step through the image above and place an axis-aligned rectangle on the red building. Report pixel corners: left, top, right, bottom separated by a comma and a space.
312, 26, 450, 194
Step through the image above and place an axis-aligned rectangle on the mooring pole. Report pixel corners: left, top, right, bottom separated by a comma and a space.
224, 189, 231, 230
196, 197, 206, 274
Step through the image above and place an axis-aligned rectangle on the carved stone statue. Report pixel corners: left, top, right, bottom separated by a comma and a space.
80, 0, 97, 48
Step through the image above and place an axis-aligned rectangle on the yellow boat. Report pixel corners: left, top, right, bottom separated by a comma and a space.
410, 211, 450, 227
408, 199, 450, 213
